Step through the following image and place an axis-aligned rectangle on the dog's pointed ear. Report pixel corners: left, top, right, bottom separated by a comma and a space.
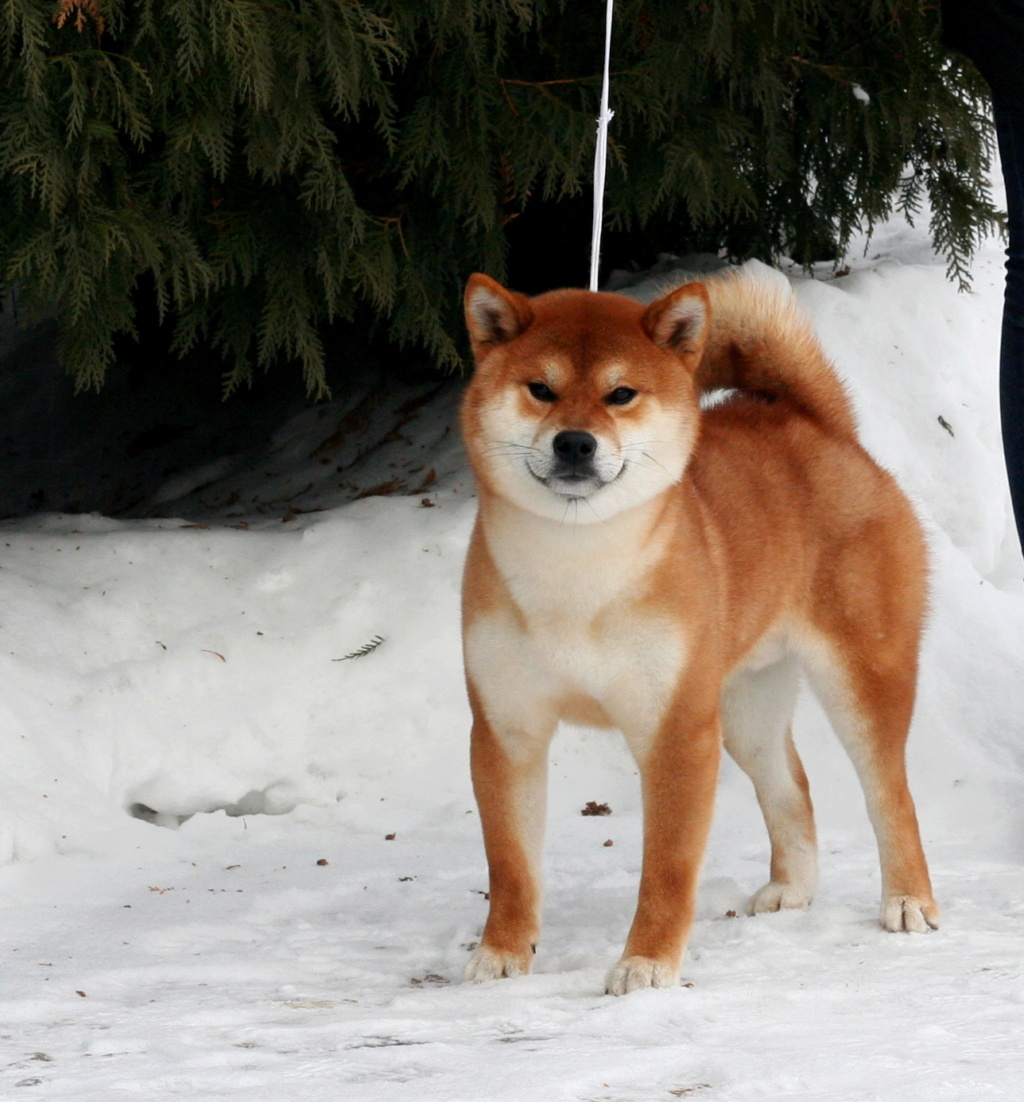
643, 282, 710, 358
464, 274, 533, 348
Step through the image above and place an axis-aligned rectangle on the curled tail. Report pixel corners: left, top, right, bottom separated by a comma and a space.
695, 270, 859, 443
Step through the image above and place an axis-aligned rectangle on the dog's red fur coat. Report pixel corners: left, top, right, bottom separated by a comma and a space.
459, 272, 938, 994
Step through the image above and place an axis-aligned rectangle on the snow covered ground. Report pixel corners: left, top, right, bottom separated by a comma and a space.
3, 199, 1024, 1099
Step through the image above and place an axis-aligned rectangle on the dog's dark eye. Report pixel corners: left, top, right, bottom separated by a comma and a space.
527, 381, 557, 402
605, 386, 637, 406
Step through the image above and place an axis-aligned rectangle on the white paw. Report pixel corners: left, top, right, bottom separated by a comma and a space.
604, 955, 679, 996
464, 944, 531, 983
881, 894, 940, 933
746, 880, 814, 915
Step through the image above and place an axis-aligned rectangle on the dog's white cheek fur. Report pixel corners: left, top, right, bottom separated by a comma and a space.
595, 406, 695, 518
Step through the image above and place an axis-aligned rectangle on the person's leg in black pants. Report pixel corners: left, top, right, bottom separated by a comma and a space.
993, 98, 1024, 556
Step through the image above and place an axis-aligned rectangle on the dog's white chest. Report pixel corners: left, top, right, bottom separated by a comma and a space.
465, 512, 687, 749
465, 600, 686, 752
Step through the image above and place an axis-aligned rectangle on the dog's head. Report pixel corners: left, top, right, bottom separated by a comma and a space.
461, 274, 709, 524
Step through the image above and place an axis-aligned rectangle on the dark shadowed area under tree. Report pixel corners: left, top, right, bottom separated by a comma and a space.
0, 0, 1002, 517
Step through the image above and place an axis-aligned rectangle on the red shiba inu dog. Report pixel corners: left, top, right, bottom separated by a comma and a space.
459, 269, 938, 995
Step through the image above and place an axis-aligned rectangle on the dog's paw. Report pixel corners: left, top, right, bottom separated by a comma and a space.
604, 955, 680, 996
746, 880, 814, 915
464, 944, 532, 983
881, 894, 940, 933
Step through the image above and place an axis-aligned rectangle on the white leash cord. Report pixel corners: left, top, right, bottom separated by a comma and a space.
588, 0, 615, 292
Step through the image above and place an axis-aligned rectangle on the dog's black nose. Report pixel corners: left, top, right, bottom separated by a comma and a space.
552, 431, 597, 465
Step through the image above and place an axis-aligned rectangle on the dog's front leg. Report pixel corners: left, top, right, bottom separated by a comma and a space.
607, 710, 721, 995
465, 706, 553, 982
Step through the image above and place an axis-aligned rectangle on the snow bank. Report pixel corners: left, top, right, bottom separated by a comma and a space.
0, 498, 476, 864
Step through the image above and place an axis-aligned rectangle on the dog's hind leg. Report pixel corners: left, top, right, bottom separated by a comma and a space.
722, 655, 819, 914
802, 636, 939, 933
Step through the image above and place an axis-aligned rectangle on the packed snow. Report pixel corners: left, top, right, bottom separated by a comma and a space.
2, 195, 1024, 1100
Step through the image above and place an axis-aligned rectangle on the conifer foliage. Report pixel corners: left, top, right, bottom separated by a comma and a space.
0, 0, 999, 393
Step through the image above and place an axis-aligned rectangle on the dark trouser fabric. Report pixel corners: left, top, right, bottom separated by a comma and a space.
993, 98, 1024, 555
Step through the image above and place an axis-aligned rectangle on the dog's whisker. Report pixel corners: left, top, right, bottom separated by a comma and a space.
635, 451, 673, 477
580, 495, 601, 522
483, 440, 538, 454
622, 458, 660, 476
